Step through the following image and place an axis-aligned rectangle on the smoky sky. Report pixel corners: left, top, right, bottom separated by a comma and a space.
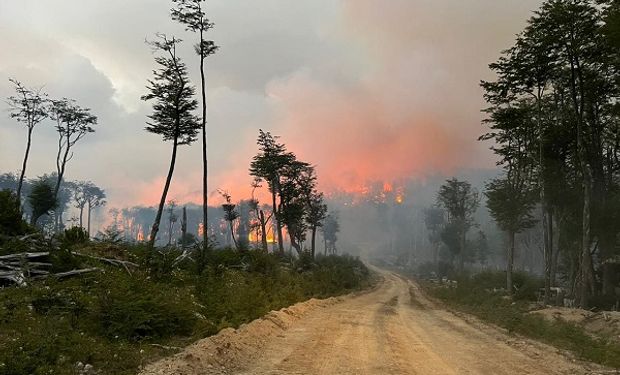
0, 0, 543, 208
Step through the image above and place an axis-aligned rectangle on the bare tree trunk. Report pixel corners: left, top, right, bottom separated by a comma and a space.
290, 236, 301, 255
543, 206, 552, 304
181, 206, 187, 248
54, 125, 71, 201
507, 231, 515, 295
271, 189, 284, 254
79, 206, 84, 229
324, 235, 327, 256
551, 216, 562, 287
579, 173, 593, 308
17, 128, 33, 206
459, 226, 466, 272
229, 221, 238, 250
168, 216, 173, 246
311, 227, 317, 258
200, 29, 209, 247
600, 234, 615, 296
434, 242, 439, 274
148, 135, 179, 249
259, 210, 268, 251
87, 201, 92, 237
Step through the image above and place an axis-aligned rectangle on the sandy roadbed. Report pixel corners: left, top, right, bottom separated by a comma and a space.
141, 271, 613, 375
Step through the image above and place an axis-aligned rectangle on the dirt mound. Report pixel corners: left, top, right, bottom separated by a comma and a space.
531, 307, 620, 343
139, 297, 342, 375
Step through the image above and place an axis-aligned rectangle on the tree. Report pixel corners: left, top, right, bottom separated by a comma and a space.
219, 191, 240, 249
166, 200, 178, 246
180, 206, 188, 248
321, 211, 340, 255
142, 34, 200, 248
6, 79, 48, 206
73, 181, 105, 236
474, 230, 490, 267
486, 177, 537, 293
85, 184, 106, 237
436, 178, 480, 271
482, 0, 620, 308
279, 159, 314, 254
28, 178, 57, 226
171, 0, 218, 246
424, 206, 445, 270
73, 181, 89, 228
250, 130, 296, 254
250, 177, 272, 251
0, 173, 20, 196
49, 98, 97, 201
0, 190, 28, 236
306, 190, 327, 258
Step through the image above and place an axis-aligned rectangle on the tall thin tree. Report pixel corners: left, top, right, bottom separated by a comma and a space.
49, 98, 97, 201
171, 0, 218, 245
142, 34, 200, 248
6, 79, 48, 205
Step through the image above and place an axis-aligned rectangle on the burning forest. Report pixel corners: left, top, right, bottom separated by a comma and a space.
1, 0, 620, 374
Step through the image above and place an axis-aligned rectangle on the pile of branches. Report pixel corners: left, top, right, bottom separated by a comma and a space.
0, 234, 138, 287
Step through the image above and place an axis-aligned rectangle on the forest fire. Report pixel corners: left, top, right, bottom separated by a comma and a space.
136, 225, 144, 242
248, 229, 276, 244
327, 181, 407, 207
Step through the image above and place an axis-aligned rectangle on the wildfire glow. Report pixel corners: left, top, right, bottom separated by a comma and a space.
248, 230, 276, 244
197, 223, 205, 238
136, 225, 144, 242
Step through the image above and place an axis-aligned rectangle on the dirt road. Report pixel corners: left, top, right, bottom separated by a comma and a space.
142, 271, 610, 375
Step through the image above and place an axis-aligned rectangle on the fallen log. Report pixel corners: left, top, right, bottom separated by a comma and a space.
71, 252, 139, 274
32, 268, 102, 280
0, 252, 49, 261
0, 271, 27, 287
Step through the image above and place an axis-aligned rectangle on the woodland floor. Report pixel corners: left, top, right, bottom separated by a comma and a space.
140, 269, 614, 375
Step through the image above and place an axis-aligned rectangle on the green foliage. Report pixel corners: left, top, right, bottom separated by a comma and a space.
27, 178, 57, 226
95, 225, 124, 244
0, 189, 29, 236
0, 240, 372, 374
60, 226, 89, 246
96, 277, 196, 340
485, 176, 537, 234
145, 248, 182, 280
49, 247, 81, 273
141, 35, 200, 145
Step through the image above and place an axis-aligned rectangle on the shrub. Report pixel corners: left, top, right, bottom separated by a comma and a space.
49, 247, 81, 273
0, 189, 29, 236
96, 276, 197, 340
60, 226, 89, 246
145, 248, 182, 280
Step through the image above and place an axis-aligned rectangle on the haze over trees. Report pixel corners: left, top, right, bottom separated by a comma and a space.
436, 178, 480, 271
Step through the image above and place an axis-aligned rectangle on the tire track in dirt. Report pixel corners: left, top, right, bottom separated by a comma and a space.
141, 270, 612, 375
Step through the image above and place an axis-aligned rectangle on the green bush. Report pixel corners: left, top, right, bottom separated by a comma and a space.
0, 245, 373, 374
60, 226, 89, 246
145, 248, 182, 280
245, 249, 280, 276
0, 189, 29, 237
48, 247, 81, 273
96, 276, 197, 340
